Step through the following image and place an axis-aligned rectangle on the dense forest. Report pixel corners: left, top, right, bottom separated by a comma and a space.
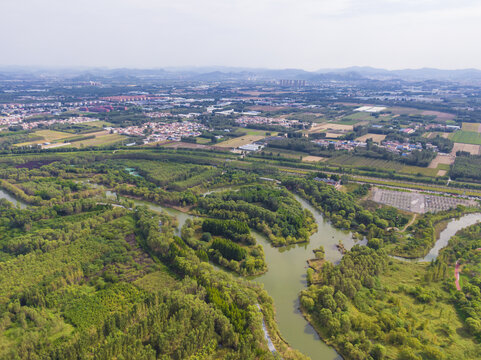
196, 185, 317, 246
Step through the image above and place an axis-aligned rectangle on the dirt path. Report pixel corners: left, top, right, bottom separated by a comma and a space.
402, 214, 417, 232
455, 260, 461, 291
455, 249, 481, 291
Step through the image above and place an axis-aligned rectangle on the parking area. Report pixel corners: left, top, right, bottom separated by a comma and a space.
371, 188, 476, 213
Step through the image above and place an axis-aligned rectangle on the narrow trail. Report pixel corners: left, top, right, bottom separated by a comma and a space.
402, 214, 417, 232
455, 260, 461, 291
455, 248, 481, 291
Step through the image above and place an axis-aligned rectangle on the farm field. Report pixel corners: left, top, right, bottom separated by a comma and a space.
217, 134, 265, 148
328, 154, 438, 176
462, 122, 481, 132
450, 130, 481, 145
308, 122, 353, 134
324, 132, 343, 138
237, 128, 278, 136
388, 106, 456, 121
355, 133, 386, 143
333, 118, 360, 125
328, 154, 404, 170
262, 148, 309, 159
400, 165, 438, 177
342, 112, 376, 121
302, 155, 326, 163
196, 136, 211, 144
451, 142, 481, 155
14, 129, 73, 146
428, 154, 455, 169
424, 131, 449, 139
80, 120, 113, 127
68, 132, 127, 148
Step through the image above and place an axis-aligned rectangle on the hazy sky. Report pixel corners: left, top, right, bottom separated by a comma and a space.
1, 0, 481, 70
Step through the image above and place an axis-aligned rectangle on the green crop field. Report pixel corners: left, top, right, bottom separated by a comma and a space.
196, 136, 211, 144
343, 112, 374, 121
81, 120, 113, 127
333, 118, 360, 125
328, 154, 405, 170
462, 122, 481, 132
450, 131, 481, 145
14, 130, 73, 146
328, 154, 437, 176
68, 133, 126, 148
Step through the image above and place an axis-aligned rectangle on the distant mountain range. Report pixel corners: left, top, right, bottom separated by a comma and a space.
1, 65, 481, 83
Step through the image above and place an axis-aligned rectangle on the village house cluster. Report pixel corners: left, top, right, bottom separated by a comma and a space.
312, 138, 437, 154
235, 116, 302, 128
111, 121, 206, 143
0, 115, 98, 130
19, 117, 99, 130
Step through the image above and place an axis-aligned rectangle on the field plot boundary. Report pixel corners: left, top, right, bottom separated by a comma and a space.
450, 131, 481, 145
450, 142, 481, 156
216, 135, 266, 148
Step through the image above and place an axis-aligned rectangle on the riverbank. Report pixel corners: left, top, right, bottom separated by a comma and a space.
259, 300, 310, 360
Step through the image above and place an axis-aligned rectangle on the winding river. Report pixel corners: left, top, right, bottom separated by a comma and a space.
252, 195, 363, 360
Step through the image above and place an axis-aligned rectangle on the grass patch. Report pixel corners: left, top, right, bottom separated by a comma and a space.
134, 268, 177, 292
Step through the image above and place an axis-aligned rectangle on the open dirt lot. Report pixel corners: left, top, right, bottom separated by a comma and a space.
355, 133, 386, 143
302, 156, 327, 163
451, 142, 481, 155
216, 135, 265, 148
325, 132, 343, 138
309, 122, 353, 134
428, 154, 455, 168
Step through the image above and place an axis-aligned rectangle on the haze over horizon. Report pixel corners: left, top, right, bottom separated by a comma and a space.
1, 0, 481, 71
